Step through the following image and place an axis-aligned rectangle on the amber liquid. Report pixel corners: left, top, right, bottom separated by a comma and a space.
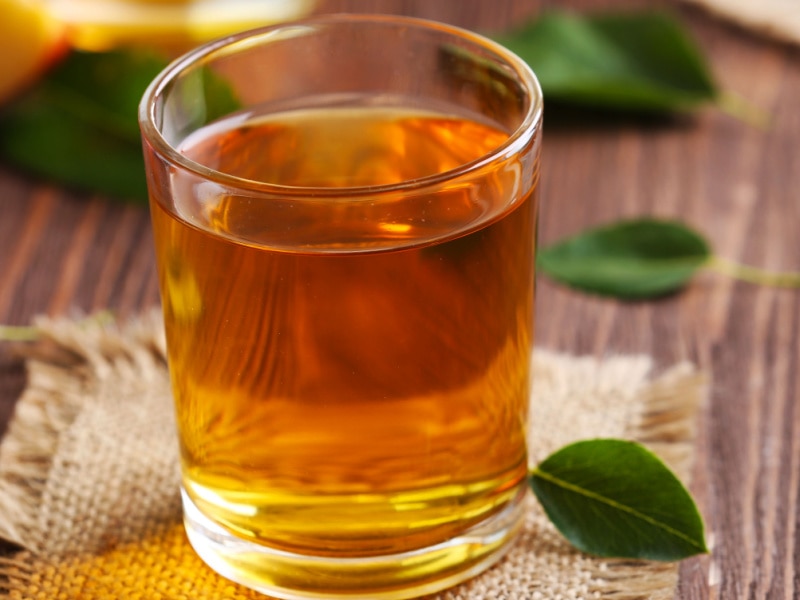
150, 105, 537, 561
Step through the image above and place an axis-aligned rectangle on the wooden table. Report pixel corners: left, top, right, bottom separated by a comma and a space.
1, 1, 799, 597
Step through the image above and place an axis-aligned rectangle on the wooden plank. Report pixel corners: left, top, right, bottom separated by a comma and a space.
0, 1, 799, 597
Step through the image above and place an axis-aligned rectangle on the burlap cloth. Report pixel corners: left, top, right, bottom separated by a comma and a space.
679, 0, 800, 46
0, 311, 706, 599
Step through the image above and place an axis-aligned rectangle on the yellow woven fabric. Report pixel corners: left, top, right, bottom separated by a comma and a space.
0, 313, 705, 599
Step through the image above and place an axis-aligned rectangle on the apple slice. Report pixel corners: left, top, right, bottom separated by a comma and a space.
0, 0, 67, 104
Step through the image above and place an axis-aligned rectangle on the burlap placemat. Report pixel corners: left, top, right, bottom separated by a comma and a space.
679, 0, 800, 46
0, 312, 706, 599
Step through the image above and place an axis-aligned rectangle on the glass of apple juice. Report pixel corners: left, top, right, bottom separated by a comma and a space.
138, 14, 543, 600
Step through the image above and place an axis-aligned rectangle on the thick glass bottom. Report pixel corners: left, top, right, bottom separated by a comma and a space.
182, 485, 527, 600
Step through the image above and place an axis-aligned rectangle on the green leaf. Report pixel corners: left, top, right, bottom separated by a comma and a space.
531, 439, 708, 561
537, 218, 711, 299
0, 50, 167, 201
0, 49, 241, 201
493, 11, 718, 113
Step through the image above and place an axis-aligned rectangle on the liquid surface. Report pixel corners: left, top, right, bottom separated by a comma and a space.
149, 106, 538, 558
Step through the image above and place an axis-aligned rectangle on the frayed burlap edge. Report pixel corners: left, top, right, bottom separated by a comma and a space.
0, 311, 707, 600
0, 312, 166, 551
679, 0, 800, 47
590, 361, 706, 600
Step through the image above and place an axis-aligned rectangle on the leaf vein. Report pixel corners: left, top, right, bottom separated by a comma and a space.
531, 467, 705, 551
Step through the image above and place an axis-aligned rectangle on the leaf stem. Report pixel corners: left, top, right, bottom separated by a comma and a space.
0, 311, 115, 343
716, 90, 770, 130
0, 325, 40, 342
706, 255, 800, 288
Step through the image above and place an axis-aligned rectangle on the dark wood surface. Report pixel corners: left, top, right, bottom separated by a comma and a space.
2, 1, 800, 598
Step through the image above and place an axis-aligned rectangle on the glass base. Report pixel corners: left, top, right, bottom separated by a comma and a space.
182, 486, 527, 600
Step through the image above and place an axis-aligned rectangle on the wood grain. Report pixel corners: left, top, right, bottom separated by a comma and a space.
2, 1, 800, 597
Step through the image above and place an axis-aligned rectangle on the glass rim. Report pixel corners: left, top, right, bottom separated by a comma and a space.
138, 13, 544, 198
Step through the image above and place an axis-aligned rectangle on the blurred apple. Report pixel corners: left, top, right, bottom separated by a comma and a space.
46, 0, 317, 53
0, 0, 67, 104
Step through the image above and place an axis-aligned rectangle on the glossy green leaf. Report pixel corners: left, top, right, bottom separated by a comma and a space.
531, 439, 708, 561
537, 218, 711, 298
0, 49, 240, 201
493, 11, 718, 113
0, 50, 166, 201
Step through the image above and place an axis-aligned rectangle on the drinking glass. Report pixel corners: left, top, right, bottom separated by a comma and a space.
139, 14, 543, 599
